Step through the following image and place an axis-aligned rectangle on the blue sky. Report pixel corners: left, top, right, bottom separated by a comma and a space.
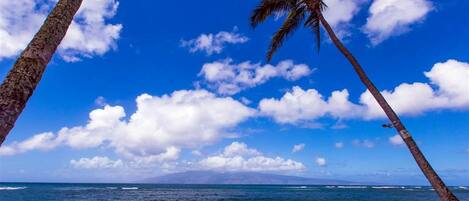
0, 0, 468, 185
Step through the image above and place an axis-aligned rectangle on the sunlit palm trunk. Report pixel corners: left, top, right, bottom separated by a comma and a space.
317, 13, 458, 201
0, 0, 83, 146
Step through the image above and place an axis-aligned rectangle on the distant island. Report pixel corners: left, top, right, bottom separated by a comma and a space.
141, 171, 357, 185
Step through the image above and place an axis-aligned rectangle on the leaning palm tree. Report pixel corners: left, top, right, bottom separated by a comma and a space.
250, 0, 458, 200
0, 0, 83, 145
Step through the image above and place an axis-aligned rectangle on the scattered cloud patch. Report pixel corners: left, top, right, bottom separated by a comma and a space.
94, 96, 107, 106
181, 28, 248, 55
70, 156, 123, 169
0, 0, 122, 61
315, 157, 327, 167
323, 0, 361, 27
2, 60, 467, 169
292, 144, 305, 153
389, 134, 404, 146
364, 0, 432, 45
259, 59, 469, 123
240, 97, 252, 105
335, 142, 344, 149
191, 150, 203, 157
352, 139, 375, 148
331, 122, 348, 129
322, 0, 364, 38
59, 0, 122, 62
0, 132, 59, 155
199, 59, 312, 95
0, 0, 47, 59
197, 142, 305, 172
222, 141, 261, 157
0, 90, 254, 166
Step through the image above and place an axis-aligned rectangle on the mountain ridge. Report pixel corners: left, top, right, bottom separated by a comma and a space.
141, 171, 357, 185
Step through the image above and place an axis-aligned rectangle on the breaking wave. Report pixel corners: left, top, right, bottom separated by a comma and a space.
0, 186, 27, 190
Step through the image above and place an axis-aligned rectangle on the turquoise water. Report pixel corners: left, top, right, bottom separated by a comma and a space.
1, 183, 469, 201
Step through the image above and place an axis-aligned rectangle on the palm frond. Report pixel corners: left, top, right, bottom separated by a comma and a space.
266, 6, 305, 61
300, 0, 327, 52
304, 12, 321, 51
250, 0, 297, 28
318, 0, 327, 11
301, 0, 327, 11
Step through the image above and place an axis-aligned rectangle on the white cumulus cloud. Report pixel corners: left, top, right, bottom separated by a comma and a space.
181, 29, 248, 55
0, 0, 122, 61
222, 141, 261, 157
323, 0, 361, 27
70, 156, 123, 169
259, 59, 469, 123
359, 59, 469, 119
59, 0, 122, 62
259, 87, 360, 124
0, 132, 59, 155
364, 0, 432, 45
199, 59, 312, 95
425, 59, 469, 107
0, 90, 254, 166
322, 0, 364, 38
198, 142, 305, 172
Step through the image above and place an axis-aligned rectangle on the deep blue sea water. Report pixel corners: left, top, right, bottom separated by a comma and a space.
1, 183, 468, 201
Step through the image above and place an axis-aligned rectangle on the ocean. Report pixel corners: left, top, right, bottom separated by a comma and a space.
1, 183, 468, 201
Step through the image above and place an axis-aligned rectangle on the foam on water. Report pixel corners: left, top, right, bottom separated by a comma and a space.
337, 186, 367, 189
371, 186, 400, 189
0, 187, 27, 190
404, 189, 415, 191
286, 186, 308, 189
55, 187, 103, 191
121, 187, 138, 190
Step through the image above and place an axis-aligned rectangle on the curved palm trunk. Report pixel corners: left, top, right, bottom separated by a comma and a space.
0, 0, 83, 146
318, 13, 458, 201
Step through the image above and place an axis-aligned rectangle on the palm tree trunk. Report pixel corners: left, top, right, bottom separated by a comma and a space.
0, 0, 83, 146
318, 13, 458, 201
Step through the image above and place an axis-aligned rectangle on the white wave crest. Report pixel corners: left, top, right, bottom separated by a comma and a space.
371, 186, 400, 189
121, 187, 138, 190
337, 186, 367, 189
0, 186, 27, 190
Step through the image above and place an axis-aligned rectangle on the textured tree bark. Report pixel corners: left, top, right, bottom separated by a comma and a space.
317, 13, 458, 201
0, 0, 83, 146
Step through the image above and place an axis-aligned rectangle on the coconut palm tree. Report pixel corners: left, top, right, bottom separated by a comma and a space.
250, 0, 458, 200
0, 0, 83, 145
